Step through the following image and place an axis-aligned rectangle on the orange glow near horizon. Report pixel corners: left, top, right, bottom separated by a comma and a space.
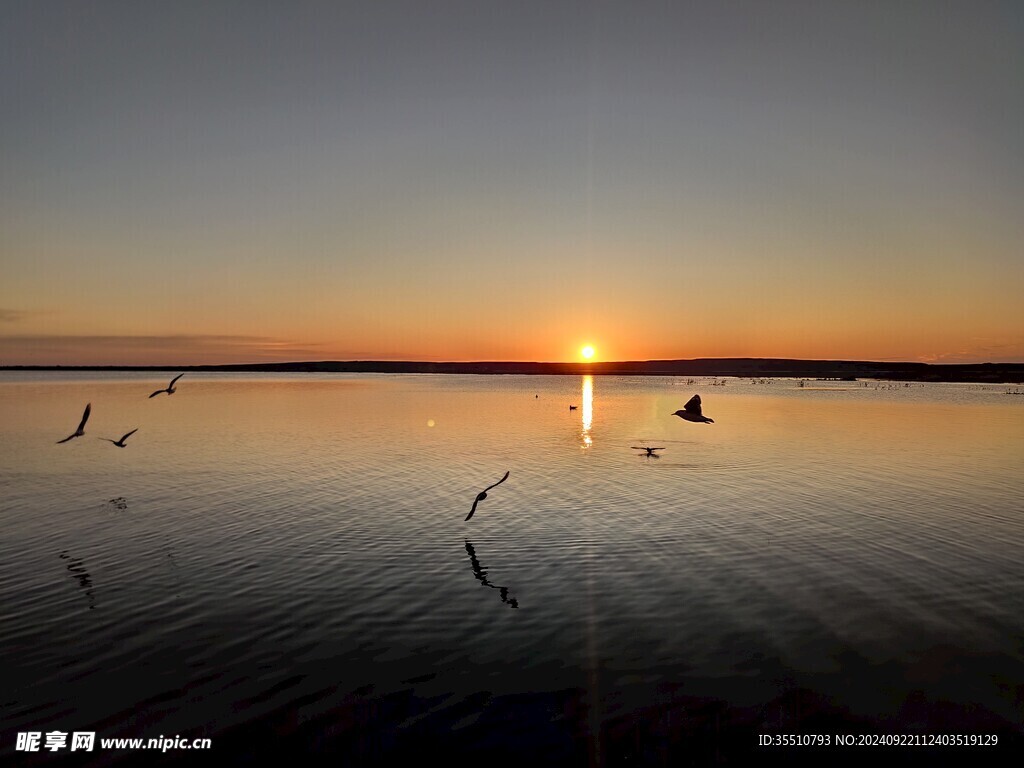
2, 325, 1023, 366
1, 255, 1022, 367
2, 221, 1022, 366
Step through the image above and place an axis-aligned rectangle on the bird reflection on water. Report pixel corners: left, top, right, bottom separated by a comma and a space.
464, 540, 518, 609
59, 551, 95, 609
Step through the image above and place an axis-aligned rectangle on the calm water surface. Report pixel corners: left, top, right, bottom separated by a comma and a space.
2, 373, 1023, 762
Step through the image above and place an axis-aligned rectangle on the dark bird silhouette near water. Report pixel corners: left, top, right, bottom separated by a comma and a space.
632, 446, 665, 457
465, 470, 510, 521
149, 373, 184, 398
100, 428, 138, 448
569, 405, 577, 411
57, 403, 91, 443
465, 540, 519, 608
672, 394, 714, 424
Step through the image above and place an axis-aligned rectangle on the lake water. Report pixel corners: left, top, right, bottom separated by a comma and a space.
2, 373, 1023, 763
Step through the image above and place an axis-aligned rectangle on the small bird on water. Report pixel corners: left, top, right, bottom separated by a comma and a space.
672, 394, 714, 424
57, 403, 91, 444
149, 373, 184, 398
99, 428, 138, 448
465, 471, 510, 521
632, 446, 665, 456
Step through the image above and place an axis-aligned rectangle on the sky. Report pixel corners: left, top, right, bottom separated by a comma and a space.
1, 1, 1021, 365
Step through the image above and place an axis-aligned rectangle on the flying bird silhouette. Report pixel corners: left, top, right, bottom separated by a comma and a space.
57, 403, 91, 443
99, 428, 138, 448
672, 394, 714, 424
465, 471, 510, 521
149, 373, 184, 398
569, 405, 578, 411
632, 446, 666, 456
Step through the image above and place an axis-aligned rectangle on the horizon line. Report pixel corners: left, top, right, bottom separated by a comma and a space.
3, 356, 1023, 370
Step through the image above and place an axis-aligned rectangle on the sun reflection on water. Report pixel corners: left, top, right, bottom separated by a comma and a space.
581, 375, 593, 448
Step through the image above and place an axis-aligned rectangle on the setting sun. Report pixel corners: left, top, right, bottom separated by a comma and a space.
581, 345, 595, 360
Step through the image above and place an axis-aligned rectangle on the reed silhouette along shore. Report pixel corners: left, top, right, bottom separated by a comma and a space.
4, 357, 1023, 383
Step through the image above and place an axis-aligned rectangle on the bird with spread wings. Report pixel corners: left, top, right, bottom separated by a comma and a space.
149, 373, 184, 398
465, 471, 510, 521
57, 403, 92, 444
100, 428, 139, 448
672, 394, 714, 424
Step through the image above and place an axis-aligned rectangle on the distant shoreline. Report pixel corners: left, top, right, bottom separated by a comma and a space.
2, 358, 1023, 383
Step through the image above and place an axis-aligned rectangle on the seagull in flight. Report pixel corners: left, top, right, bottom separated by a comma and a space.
672, 394, 714, 424
149, 373, 184, 398
632, 446, 666, 457
465, 471, 510, 521
99, 428, 138, 448
57, 403, 91, 444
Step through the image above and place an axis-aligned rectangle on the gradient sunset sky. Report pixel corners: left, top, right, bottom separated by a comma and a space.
2, 2, 1021, 365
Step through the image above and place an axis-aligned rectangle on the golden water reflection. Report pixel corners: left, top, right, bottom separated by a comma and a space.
581, 375, 593, 448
